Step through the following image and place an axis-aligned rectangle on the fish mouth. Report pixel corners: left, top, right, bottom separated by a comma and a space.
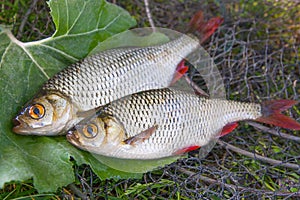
66, 131, 80, 146
12, 118, 30, 134
13, 118, 21, 127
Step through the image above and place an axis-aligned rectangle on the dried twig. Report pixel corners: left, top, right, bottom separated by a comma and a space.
217, 140, 299, 170
184, 75, 209, 97
68, 183, 89, 200
143, 0, 156, 31
17, 0, 39, 39
178, 167, 300, 197
248, 121, 300, 143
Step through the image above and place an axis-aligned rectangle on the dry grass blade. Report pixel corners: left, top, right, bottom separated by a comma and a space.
177, 167, 300, 197
67, 183, 89, 200
217, 140, 299, 170
143, 0, 156, 31
248, 121, 300, 143
17, 0, 39, 39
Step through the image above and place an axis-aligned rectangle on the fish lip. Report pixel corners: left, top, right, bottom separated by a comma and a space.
12, 118, 21, 127
66, 131, 80, 145
12, 118, 30, 134
12, 125, 29, 134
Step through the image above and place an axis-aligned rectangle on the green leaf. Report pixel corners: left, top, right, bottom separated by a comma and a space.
93, 153, 182, 173
0, 0, 137, 193
89, 28, 170, 55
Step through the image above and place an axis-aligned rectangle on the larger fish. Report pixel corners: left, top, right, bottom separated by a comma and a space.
66, 88, 300, 160
12, 12, 224, 136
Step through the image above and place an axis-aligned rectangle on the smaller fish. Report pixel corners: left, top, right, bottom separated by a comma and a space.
66, 88, 300, 160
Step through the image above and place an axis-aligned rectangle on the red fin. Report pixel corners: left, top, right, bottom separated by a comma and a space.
171, 11, 223, 87
188, 11, 205, 33
123, 125, 158, 145
256, 100, 300, 130
219, 122, 239, 137
188, 10, 224, 44
171, 59, 189, 85
173, 145, 200, 155
200, 17, 224, 43
172, 59, 209, 97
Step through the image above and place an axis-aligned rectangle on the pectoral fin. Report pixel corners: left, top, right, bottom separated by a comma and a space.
123, 125, 158, 145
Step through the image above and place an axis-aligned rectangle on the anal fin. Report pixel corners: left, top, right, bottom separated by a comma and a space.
173, 145, 200, 155
123, 125, 158, 145
218, 122, 239, 137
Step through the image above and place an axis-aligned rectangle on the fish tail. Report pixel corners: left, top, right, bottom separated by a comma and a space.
256, 100, 300, 130
172, 11, 223, 85
188, 10, 224, 44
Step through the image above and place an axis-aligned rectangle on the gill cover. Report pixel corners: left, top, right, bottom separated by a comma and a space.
67, 115, 127, 153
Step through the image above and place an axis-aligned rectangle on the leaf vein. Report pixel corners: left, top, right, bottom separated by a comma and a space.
21, 46, 50, 79
66, 0, 87, 35
65, 0, 69, 31
25, 13, 123, 47
4, 31, 50, 79
96, 7, 104, 29
38, 43, 79, 61
0, 42, 12, 69
102, 13, 122, 31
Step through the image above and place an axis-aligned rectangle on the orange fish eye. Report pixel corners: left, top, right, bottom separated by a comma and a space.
28, 104, 45, 120
82, 123, 98, 138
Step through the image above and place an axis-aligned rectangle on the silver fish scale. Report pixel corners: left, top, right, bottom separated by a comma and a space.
102, 89, 262, 159
43, 35, 199, 111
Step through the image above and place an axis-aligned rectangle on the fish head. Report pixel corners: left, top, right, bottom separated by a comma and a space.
67, 114, 126, 153
13, 92, 73, 135
66, 117, 107, 150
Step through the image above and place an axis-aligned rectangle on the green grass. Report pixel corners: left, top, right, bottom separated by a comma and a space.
0, 179, 59, 200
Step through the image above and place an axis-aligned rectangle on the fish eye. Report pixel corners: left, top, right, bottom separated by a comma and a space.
82, 123, 98, 138
28, 104, 45, 120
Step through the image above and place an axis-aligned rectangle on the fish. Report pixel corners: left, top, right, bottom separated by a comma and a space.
66, 88, 300, 160
12, 11, 224, 136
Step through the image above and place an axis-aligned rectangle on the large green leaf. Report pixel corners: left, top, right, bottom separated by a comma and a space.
0, 0, 138, 193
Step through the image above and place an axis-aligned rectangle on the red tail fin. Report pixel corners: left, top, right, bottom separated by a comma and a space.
200, 17, 224, 43
256, 100, 300, 130
171, 11, 223, 86
188, 10, 224, 44
188, 11, 205, 33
